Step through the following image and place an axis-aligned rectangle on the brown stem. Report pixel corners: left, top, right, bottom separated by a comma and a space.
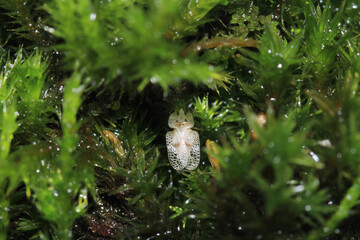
181, 37, 259, 57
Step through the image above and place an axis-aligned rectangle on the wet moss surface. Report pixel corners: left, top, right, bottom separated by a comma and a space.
1, 0, 360, 239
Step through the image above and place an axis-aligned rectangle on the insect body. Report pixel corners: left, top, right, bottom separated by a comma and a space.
166, 109, 200, 170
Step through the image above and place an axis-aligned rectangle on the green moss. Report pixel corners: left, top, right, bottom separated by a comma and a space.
0, 0, 360, 239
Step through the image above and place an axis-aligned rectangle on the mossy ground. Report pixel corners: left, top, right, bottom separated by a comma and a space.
0, 0, 360, 239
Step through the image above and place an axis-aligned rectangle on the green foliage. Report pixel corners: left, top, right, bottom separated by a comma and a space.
240, 26, 303, 108
0, 61, 19, 240
1, 0, 360, 239
44, 0, 230, 92
301, 0, 347, 87
173, 0, 228, 36
230, 3, 278, 38
194, 95, 227, 132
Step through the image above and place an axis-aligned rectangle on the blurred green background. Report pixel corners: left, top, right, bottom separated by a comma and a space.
0, 0, 360, 239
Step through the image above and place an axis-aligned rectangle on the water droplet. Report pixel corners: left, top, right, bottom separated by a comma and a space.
293, 185, 304, 193
318, 139, 332, 147
310, 151, 320, 162
90, 13, 97, 21
53, 190, 58, 197
150, 77, 158, 83
273, 156, 281, 164
44, 26, 55, 33
305, 205, 312, 211
277, 63, 282, 69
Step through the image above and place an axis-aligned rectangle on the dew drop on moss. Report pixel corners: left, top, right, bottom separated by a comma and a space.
90, 13, 97, 21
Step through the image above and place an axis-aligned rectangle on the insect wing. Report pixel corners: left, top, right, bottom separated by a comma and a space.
185, 112, 194, 128
168, 112, 178, 128
185, 130, 200, 170
166, 131, 186, 170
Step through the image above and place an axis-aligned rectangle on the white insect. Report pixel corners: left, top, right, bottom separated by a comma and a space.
166, 109, 200, 170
